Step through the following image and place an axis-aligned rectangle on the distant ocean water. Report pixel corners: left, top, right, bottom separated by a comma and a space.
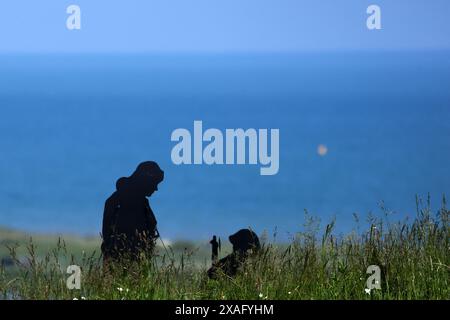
0, 52, 449, 240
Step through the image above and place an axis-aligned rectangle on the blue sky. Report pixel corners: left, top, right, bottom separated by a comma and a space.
0, 0, 449, 53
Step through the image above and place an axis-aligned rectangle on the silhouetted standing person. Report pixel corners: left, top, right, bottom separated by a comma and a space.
101, 161, 164, 264
210, 235, 221, 263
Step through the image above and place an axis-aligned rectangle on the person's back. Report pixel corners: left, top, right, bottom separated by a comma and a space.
101, 190, 121, 261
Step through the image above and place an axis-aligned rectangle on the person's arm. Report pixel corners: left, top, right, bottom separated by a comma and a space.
144, 199, 158, 237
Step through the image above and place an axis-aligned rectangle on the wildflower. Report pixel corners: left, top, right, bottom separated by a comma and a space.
81, 296, 87, 300
288, 291, 292, 295
117, 287, 124, 292
365, 288, 371, 295
73, 298, 78, 300
259, 293, 264, 298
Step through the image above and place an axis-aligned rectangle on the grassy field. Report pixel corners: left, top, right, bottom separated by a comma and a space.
0, 196, 449, 300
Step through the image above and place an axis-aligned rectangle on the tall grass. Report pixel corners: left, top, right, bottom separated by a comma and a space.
1, 196, 448, 300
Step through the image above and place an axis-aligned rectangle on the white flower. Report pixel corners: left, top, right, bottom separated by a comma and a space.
365, 288, 371, 295
73, 298, 78, 300
117, 287, 124, 292
81, 296, 87, 300
259, 293, 264, 298
288, 291, 292, 295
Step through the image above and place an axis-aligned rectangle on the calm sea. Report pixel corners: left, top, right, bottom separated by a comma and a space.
0, 52, 449, 240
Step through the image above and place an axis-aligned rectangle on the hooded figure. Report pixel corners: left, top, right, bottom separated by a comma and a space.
208, 228, 260, 279
101, 161, 164, 263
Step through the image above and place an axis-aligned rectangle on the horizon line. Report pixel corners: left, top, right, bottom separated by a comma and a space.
1, 48, 450, 56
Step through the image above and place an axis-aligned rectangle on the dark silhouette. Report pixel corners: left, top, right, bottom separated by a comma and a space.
208, 228, 260, 279
209, 235, 221, 263
101, 161, 164, 264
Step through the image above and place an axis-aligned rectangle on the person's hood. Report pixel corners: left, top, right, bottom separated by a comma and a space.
229, 229, 260, 252
115, 177, 129, 191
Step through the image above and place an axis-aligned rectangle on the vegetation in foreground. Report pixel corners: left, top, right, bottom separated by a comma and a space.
0, 196, 449, 300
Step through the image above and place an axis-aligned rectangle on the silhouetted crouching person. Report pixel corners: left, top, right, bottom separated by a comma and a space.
208, 229, 260, 279
101, 161, 164, 265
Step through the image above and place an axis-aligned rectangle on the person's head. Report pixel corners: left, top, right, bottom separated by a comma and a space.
131, 161, 164, 197
229, 229, 260, 254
